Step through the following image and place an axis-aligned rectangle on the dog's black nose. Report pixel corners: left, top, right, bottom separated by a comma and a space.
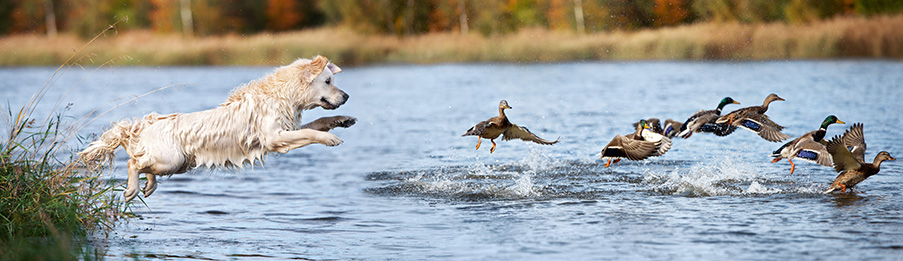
342, 92, 349, 101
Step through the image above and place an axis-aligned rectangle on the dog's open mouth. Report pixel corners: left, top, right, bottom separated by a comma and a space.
321, 97, 339, 110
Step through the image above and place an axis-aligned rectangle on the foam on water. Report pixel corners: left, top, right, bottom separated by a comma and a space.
744, 181, 781, 194
384, 150, 558, 199
644, 155, 773, 196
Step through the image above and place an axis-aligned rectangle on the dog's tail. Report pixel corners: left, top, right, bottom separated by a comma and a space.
78, 121, 135, 169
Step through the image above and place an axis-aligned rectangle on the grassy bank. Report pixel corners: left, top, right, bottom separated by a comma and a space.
1, 28, 127, 258
2, 14, 902, 67
0, 113, 121, 259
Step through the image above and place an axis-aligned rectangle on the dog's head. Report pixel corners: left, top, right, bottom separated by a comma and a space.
221, 56, 349, 115
293, 56, 348, 111
309, 59, 348, 110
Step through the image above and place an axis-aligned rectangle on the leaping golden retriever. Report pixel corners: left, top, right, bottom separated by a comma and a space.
79, 56, 356, 202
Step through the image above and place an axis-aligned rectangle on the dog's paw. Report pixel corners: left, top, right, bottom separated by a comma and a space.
318, 132, 344, 146
301, 116, 357, 132
124, 187, 139, 202
333, 116, 357, 128
142, 181, 158, 198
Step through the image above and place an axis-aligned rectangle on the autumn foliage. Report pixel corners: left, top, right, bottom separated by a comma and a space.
1, 0, 902, 38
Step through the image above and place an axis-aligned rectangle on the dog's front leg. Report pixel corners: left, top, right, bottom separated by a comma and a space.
300, 115, 357, 132
124, 159, 140, 202
270, 129, 343, 153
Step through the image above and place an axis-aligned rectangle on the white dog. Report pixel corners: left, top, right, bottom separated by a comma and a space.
79, 56, 355, 202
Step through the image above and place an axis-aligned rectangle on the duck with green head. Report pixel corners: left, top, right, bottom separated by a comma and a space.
633, 118, 683, 138
770, 115, 845, 174
677, 97, 740, 138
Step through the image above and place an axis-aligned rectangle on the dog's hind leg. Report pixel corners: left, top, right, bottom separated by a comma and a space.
124, 159, 140, 202
143, 173, 157, 198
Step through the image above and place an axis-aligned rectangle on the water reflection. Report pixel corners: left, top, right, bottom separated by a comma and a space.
830, 193, 868, 208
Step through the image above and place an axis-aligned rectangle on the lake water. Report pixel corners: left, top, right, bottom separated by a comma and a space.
2, 61, 903, 260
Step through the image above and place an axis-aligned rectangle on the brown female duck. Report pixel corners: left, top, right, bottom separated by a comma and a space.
823, 123, 895, 193
462, 100, 558, 153
714, 93, 789, 142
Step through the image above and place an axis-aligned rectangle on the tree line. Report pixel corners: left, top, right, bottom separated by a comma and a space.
2, 0, 902, 38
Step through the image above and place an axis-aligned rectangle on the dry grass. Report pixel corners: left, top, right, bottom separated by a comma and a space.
1, 14, 902, 67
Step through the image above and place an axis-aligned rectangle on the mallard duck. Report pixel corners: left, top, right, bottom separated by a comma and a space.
462, 100, 558, 153
601, 119, 672, 167
823, 123, 895, 193
714, 93, 789, 142
634, 118, 682, 138
662, 119, 683, 138
770, 115, 845, 174
632, 118, 662, 134
676, 97, 740, 138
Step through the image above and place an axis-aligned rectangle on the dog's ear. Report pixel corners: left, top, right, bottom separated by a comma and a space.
310, 55, 328, 73
327, 63, 342, 74
301, 55, 329, 85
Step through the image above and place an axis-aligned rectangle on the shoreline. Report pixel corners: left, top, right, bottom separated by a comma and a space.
1, 14, 901, 67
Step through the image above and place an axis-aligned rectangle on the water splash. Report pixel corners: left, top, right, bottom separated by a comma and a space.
369, 151, 555, 199
511, 172, 540, 197
644, 155, 771, 197
744, 181, 781, 194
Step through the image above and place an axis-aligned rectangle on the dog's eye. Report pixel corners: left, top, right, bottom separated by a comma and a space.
325, 78, 332, 85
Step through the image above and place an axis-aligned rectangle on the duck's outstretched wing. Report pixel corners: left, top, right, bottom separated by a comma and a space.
826, 135, 862, 173
640, 130, 672, 157
601, 135, 658, 161
501, 124, 559, 145
794, 140, 832, 167
841, 123, 867, 163
678, 109, 716, 138
734, 114, 789, 142
699, 123, 737, 136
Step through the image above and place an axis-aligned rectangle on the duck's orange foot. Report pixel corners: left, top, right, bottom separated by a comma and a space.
771, 157, 782, 163
789, 159, 796, 175
476, 138, 482, 150
839, 183, 848, 193
728, 115, 736, 125
489, 140, 497, 154
604, 159, 612, 168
